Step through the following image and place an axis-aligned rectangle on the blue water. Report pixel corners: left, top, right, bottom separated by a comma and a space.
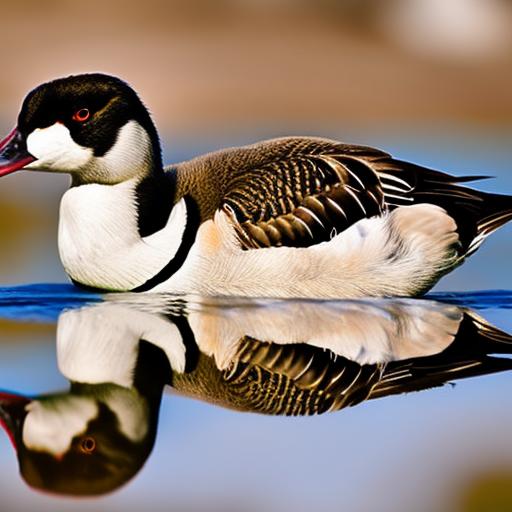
0, 284, 511, 320
429, 290, 512, 309
0, 284, 100, 322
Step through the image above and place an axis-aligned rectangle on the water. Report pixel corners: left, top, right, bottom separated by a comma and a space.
0, 285, 510, 512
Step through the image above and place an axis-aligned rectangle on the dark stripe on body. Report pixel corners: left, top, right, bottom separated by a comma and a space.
169, 315, 200, 374
71, 196, 200, 293
132, 196, 200, 292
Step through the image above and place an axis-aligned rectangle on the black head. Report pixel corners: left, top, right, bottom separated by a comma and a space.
0, 387, 158, 497
18, 401, 154, 496
0, 73, 163, 183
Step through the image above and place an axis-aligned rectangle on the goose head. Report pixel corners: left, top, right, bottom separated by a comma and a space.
0, 386, 156, 496
0, 73, 162, 184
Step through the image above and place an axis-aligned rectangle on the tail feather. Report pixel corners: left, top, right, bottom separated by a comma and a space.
376, 158, 512, 256
369, 310, 512, 400
467, 193, 512, 255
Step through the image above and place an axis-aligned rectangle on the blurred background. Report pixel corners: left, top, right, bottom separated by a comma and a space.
0, 2, 511, 511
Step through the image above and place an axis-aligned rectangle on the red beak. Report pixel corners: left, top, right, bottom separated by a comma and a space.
0, 128, 36, 177
0, 391, 31, 450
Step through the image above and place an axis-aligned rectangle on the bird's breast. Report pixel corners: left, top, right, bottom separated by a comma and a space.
58, 181, 187, 291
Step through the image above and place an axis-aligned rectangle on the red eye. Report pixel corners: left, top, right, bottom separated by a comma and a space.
79, 436, 96, 454
72, 108, 90, 122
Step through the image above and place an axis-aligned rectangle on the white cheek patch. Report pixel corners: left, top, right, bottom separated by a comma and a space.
103, 390, 149, 443
93, 120, 152, 182
25, 123, 92, 172
22, 397, 98, 456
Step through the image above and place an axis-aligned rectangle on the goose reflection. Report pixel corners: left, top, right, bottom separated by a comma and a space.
0, 296, 511, 496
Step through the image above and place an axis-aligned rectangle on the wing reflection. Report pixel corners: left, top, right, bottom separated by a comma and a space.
0, 296, 510, 496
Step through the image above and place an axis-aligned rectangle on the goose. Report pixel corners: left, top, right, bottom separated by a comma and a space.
0, 73, 511, 297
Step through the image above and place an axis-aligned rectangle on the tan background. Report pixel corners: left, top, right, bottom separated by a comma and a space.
2, 0, 512, 132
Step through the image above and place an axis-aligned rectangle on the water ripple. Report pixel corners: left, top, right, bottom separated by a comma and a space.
0, 284, 511, 323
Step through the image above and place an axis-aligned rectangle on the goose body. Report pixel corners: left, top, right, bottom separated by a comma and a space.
1, 73, 511, 297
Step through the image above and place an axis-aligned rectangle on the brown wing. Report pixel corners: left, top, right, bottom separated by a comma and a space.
222, 311, 512, 415
173, 137, 510, 253
220, 138, 387, 249
216, 136, 512, 253
223, 336, 383, 415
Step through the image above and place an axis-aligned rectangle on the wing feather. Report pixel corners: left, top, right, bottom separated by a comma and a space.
222, 140, 387, 249
213, 136, 512, 253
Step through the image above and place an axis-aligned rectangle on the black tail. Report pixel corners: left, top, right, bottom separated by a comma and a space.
376, 158, 512, 255
369, 310, 512, 400
465, 191, 512, 256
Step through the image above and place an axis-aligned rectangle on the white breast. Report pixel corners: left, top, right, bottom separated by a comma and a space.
58, 179, 187, 290
57, 303, 187, 386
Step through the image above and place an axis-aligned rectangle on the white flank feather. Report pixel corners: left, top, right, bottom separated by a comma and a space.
187, 298, 462, 369
155, 203, 460, 298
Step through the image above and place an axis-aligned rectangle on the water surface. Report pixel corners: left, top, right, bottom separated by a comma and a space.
0, 285, 510, 512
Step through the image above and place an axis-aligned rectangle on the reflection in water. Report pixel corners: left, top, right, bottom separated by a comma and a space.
0, 295, 511, 496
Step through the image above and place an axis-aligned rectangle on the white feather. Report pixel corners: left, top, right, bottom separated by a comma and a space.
58, 180, 188, 290
22, 397, 98, 456
25, 123, 92, 172
25, 121, 152, 183
82, 121, 154, 183
153, 203, 460, 298
99, 387, 150, 442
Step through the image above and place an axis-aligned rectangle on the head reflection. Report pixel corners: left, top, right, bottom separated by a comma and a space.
0, 335, 170, 496
0, 296, 510, 496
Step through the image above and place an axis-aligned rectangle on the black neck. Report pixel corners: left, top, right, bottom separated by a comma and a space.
132, 109, 174, 237
135, 168, 177, 237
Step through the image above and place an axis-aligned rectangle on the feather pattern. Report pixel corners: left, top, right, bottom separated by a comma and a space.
171, 305, 512, 416
184, 137, 512, 256
220, 140, 386, 249
225, 309, 512, 414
